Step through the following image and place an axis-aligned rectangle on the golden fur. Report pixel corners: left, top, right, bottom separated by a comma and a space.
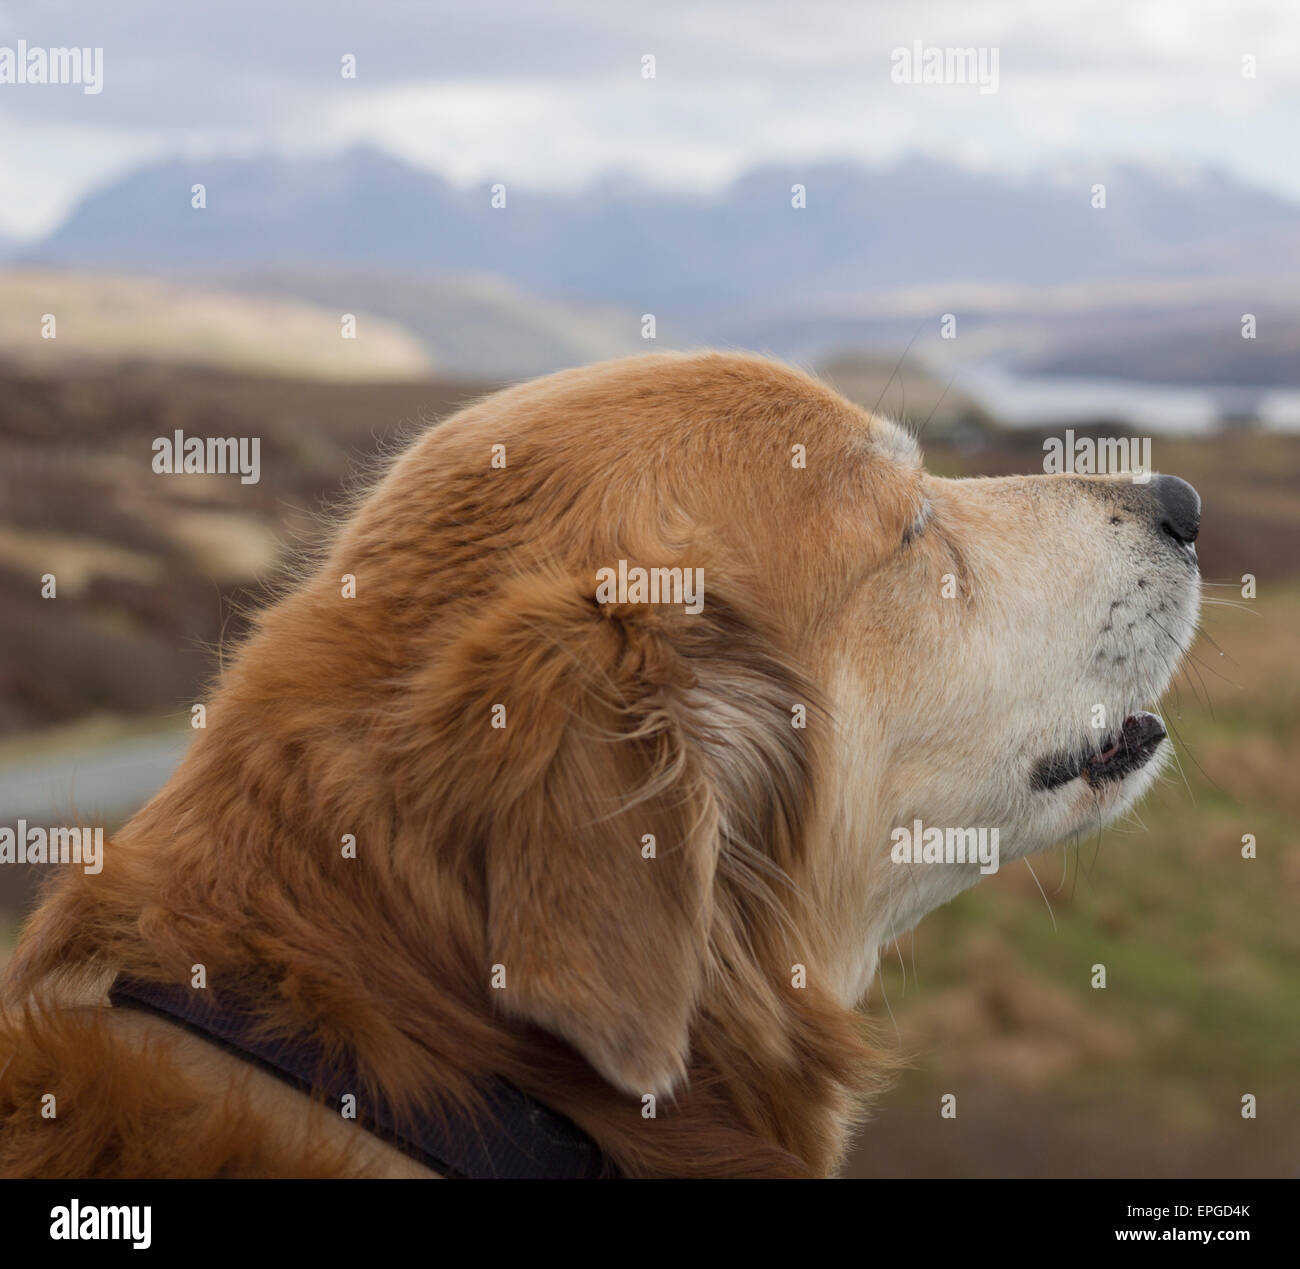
0, 351, 1197, 1177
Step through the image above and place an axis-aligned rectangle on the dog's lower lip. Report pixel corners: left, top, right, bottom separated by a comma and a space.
1031, 711, 1167, 791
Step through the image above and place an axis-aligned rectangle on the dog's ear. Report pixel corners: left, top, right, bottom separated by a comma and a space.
420, 567, 811, 1098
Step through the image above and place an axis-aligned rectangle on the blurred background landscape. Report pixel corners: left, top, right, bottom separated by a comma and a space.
0, 0, 1295, 1176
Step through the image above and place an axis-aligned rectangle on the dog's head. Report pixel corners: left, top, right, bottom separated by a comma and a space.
266, 352, 1199, 1104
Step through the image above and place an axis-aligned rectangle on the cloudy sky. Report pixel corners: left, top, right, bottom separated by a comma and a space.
1, 0, 1298, 239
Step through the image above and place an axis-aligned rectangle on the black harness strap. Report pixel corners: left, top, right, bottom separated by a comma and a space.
108, 976, 609, 1179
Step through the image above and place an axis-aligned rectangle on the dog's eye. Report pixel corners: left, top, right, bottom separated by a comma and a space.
901, 502, 931, 548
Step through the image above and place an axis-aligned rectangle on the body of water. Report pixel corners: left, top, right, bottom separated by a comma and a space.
953, 365, 1300, 434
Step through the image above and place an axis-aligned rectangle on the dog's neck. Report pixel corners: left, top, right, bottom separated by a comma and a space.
8, 603, 892, 1177
11, 772, 885, 1177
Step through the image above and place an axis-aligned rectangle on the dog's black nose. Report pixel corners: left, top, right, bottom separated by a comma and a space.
1152, 474, 1200, 545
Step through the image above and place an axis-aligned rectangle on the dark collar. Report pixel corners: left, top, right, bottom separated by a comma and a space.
108, 976, 610, 1179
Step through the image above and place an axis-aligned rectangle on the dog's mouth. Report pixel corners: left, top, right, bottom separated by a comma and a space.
1030, 711, 1167, 792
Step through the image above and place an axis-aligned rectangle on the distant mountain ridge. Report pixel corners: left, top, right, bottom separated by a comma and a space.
30, 147, 1300, 317
22, 147, 1300, 386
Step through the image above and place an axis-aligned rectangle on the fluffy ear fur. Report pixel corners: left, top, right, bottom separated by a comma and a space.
407, 566, 813, 1098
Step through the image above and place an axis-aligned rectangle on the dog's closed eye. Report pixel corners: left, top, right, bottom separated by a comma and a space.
901, 501, 932, 547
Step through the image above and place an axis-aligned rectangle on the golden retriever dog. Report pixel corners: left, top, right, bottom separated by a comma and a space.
0, 352, 1201, 1178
